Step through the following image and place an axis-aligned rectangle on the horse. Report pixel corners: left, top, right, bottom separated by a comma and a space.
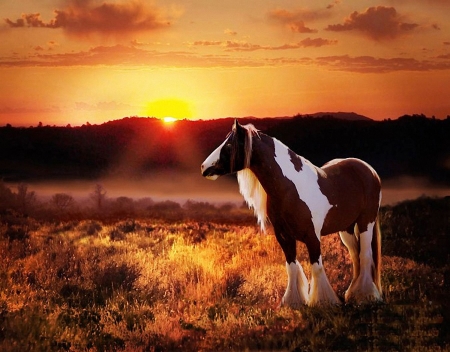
201, 120, 382, 307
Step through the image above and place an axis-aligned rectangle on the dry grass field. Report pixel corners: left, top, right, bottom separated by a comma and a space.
0, 197, 448, 351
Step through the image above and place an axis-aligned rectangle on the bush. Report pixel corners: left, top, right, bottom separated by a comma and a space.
93, 263, 141, 294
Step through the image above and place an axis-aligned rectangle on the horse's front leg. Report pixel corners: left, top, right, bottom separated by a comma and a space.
274, 229, 309, 308
306, 233, 341, 306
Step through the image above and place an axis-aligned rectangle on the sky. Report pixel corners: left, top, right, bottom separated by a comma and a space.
1, 0, 450, 126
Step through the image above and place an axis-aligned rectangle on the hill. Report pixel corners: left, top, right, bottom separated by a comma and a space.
0, 114, 449, 185
296, 112, 372, 121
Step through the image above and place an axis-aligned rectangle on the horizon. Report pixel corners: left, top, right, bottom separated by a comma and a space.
1, 111, 446, 128
1, 1, 450, 126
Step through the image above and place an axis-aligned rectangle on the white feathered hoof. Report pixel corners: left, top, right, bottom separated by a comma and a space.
280, 261, 309, 309
345, 277, 382, 303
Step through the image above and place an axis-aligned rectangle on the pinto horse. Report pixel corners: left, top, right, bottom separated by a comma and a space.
201, 120, 382, 307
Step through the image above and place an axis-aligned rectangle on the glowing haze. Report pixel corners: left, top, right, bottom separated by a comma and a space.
1, 0, 450, 126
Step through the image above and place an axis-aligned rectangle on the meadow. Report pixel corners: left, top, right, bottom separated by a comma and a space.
0, 196, 448, 351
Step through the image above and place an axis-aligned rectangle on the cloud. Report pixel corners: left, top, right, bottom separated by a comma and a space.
5, 13, 56, 28
0, 44, 261, 68
0, 106, 61, 114
298, 37, 337, 48
315, 55, 450, 73
326, 6, 419, 40
224, 28, 237, 36
4, 0, 176, 38
191, 40, 222, 46
75, 101, 134, 111
326, 0, 341, 10
267, 7, 332, 33
191, 38, 337, 51
1, 44, 450, 73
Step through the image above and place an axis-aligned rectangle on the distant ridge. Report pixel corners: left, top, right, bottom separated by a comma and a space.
296, 112, 372, 121
0, 114, 448, 185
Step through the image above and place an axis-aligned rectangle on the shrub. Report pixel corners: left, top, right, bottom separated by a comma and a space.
93, 263, 141, 294
78, 220, 102, 236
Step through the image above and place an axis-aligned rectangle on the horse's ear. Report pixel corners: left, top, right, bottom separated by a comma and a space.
233, 119, 244, 132
233, 119, 239, 131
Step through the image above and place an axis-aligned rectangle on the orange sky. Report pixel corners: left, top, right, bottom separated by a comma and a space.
1, 0, 450, 126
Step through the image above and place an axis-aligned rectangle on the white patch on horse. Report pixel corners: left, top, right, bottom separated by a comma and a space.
201, 138, 227, 180
281, 260, 309, 307
309, 256, 341, 305
273, 139, 332, 240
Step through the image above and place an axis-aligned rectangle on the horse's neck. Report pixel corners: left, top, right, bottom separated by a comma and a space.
252, 134, 319, 184
249, 134, 324, 200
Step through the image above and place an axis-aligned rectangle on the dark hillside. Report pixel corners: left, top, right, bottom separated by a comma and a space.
265, 115, 450, 184
0, 115, 449, 184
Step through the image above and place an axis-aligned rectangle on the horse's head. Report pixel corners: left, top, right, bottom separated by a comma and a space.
201, 120, 255, 180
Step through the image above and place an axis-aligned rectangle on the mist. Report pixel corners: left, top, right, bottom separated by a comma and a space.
7, 175, 449, 207
8, 173, 242, 205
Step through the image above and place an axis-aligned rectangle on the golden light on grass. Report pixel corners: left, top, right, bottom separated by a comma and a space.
0, 197, 447, 350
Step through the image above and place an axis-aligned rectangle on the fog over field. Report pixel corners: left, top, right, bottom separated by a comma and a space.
8, 174, 449, 207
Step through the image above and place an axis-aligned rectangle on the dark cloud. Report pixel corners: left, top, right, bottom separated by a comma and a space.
5, 13, 57, 28
326, 0, 341, 10
326, 6, 419, 40
5, 0, 174, 37
298, 37, 337, 48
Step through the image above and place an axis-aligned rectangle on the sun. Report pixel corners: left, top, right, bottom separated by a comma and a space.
162, 116, 178, 124
143, 98, 194, 120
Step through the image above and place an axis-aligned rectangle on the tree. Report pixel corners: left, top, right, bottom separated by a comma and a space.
51, 193, 75, 212
90, 184, 107, 211
112, 196, 134, 215
16, 183, 36, 213
0, 181, 14, 210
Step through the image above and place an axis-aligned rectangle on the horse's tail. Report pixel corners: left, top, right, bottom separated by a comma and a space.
372, 218, 382, 296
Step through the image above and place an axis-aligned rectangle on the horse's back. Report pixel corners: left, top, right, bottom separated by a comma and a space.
322, 158, 380, 189
319, 158, 381, 234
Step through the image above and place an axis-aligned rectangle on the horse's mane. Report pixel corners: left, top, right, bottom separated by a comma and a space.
236, 124, 268, 232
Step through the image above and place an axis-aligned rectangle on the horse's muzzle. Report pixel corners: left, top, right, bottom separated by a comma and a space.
201, 165, 220, 180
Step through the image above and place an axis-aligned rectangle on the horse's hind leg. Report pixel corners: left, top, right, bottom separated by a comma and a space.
339, 226, 360, 302
345, 221, 382, 302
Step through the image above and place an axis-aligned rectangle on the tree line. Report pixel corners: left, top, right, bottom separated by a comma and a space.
0, 181, 252, 223
0, 114, 449, 184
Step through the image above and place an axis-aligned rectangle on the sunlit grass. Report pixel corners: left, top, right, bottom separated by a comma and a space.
0, 198, 448, 350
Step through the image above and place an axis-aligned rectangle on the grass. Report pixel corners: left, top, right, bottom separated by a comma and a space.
0, 197, 449, 351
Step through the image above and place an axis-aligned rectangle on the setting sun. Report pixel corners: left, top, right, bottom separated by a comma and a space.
143, 98, 194, 120
1, 1, 450, 126
162, 116, 178, 124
